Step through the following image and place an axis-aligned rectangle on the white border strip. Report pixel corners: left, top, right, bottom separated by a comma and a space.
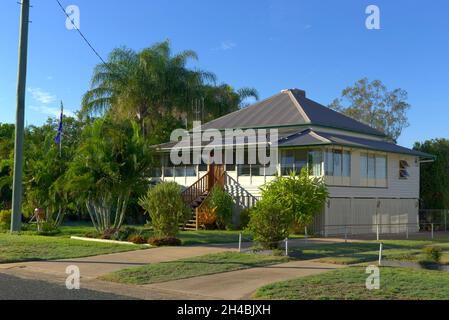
70, 236, 151, 247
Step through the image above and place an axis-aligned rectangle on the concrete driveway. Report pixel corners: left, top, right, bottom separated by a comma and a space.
0, 240, 345, 300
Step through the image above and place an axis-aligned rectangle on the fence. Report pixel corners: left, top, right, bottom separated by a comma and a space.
319, 222, 448, 241
419, 209, 448, 231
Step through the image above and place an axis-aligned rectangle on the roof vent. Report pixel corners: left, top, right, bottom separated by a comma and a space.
281, 88, 306, 98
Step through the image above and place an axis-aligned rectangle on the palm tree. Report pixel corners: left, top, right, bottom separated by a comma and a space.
64, 117, 153, 232
200, 84, 259, 121
82, 40, 216, 136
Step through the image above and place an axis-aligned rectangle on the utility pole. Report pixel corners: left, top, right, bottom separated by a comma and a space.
11, 0, 30, 233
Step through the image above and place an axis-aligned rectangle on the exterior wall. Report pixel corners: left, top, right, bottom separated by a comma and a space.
327, 151, 419, 199
322, 198, 419, 235
156, 147, 421, 235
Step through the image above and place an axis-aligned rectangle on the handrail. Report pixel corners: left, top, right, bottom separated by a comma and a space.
182, 174, 208, 206
181, 165, 225, 207
194, 169, 226, 230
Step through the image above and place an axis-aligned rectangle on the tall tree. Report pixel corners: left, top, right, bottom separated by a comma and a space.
81, 40, 216, 135
201, 84, 259, 121
414, 139, 449, 209
329, 78, 410, 141
64, 117, 153, 232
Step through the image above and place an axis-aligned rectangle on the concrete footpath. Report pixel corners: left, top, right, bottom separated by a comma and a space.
0, 239, 346, 300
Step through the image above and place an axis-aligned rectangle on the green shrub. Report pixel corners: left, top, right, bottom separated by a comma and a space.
114, 226, 140, 241
423, 246, 442, 263
239, 208, 251, 230
138, 182, 190, 238
148, 237, 182, 247
207, 186, 234, 229
247, 200, 292, 249
260, 168, 328, 226
101, 228, 119, 239
0, 210, 11, 230
37, 222, 61, 236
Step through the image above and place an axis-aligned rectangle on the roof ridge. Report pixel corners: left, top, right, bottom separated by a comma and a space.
200, 92, 285, 130
285, 90, 311, 123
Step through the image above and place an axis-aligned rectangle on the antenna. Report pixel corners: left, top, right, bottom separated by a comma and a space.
192, 97, 205, 123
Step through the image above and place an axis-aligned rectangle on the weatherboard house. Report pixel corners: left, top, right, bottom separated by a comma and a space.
152, 89, 433, 235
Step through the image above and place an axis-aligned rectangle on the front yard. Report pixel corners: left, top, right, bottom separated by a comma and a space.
254, 266, 449, 300
101, 252, 288, 284
0, 223, 253, 264
0, 233, 144, 264
291, 240, 449, 265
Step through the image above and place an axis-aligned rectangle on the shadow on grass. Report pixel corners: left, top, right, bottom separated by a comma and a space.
289, 242, 425, 264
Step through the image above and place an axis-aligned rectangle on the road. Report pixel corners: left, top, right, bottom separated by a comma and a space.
0, 273, 134, 300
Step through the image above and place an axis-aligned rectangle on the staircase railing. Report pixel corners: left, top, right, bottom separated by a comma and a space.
195, 169, 225, 230
182, 174, 209, 206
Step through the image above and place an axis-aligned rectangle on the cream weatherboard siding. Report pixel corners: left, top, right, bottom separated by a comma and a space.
323, 152, 420, 235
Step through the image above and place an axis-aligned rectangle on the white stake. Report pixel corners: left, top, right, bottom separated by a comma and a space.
378, 243, 383, 266
238, 233, 242, 253
285, 238, 288, 256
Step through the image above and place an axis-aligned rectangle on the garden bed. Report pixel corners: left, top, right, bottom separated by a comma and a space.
70, 236, 151, 247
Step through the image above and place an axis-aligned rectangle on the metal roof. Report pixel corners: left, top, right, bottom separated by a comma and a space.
279, 129, 434, 158
201, 89, 386, 137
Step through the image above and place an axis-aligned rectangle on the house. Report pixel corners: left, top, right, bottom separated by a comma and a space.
152, 89, 434, 235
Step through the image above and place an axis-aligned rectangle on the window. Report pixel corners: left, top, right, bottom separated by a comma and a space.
360, 153, 387, 181
325, 150, 351, 177
399, 160, 409, 180
186, 166, 197, 177
238, 164, 251, 176
375, 156, 387, 179
367, 155, 375, 179
325, 151, 334, 176
237, 164, 266, 177
333, 150, 342, 177
174, 166, 185, 177
281, 150, 307, 175
308, 150, 323, 176
343, 152, 351, 177
360, 153, 367, 178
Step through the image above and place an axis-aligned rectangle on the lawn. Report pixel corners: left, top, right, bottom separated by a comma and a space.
254, 266, 449, 300
0, 233, 145, 264
101, 252, 288, 285
291, 240, 449, 265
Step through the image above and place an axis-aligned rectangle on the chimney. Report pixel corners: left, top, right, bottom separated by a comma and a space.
281, 88, 306, 98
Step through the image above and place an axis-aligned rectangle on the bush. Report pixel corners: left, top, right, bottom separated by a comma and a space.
37, 221, 61, 236
423, 246, 442, 263
0, 210, 11, 230
247, 200, 293, 249
138, 182, 190, 238
239, 208, 251, 230
207, 186, 234, 229
127, 234, 147, 244
148, 237, 182, 247
197, 208, 217, 230
101, 228, 119, 240
260, 168, 328, 226
114, 226, 140, 241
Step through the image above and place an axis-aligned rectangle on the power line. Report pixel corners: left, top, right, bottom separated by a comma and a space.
54, 0, 109, 67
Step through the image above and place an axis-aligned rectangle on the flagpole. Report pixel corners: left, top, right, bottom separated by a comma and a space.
59, 101, 63, 158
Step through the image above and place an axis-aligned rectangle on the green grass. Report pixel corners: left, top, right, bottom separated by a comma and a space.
291, 240, 449, 265
101, 252, 288, 285
254, 266, 449, 300
0, 233, 145, 264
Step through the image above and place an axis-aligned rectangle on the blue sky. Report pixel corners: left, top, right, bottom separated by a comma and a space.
1, 0, 448, 147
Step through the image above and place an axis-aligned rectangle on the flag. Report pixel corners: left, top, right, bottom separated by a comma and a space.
55, 101, 63, 145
